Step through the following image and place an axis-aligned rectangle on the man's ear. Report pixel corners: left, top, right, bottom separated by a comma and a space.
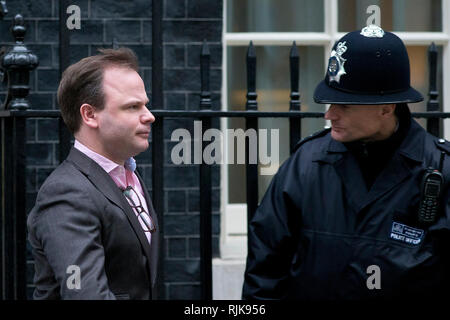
80, 103, 99, 129
381, 104, 396, 116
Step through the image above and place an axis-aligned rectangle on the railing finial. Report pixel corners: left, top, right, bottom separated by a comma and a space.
427, 41, 439, 136
200, 39, 211, 110
12, 14, 26, 42
246, 41, 257, 111
289, 41, 300, 109
1, 14, 39, 110
289, 41, 301, 153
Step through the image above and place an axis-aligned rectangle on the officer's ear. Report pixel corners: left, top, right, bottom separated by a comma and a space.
380, 104, 396, 117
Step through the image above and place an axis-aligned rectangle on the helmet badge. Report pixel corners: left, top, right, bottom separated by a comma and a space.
360, 24, 385, 38
328, 41, 347, 83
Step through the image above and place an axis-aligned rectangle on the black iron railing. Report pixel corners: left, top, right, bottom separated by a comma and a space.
1, 0, 449, 301
151, 0, 165, 299
0, 11, 38, 300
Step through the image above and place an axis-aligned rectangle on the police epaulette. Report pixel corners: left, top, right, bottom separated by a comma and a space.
435, 138, 450, 154
293, 128, 331, 152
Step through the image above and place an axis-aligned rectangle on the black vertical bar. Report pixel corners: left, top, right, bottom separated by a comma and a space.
245, 41, 258, 226
112, 38, 119, 49
200, 40, 211, 110
2, 13, 35, 300
0, 0, 6, 300
152, 0, 165, 300
199, 40, 212, 300
0, 118, 2, 299
59, 0, 72, 162
13, 117, 27, 300
0, 118, 3, 300
2, 116, 13, 300
427, 42, 439, 137
2, 116, 27, 300
289, 42, 301, 154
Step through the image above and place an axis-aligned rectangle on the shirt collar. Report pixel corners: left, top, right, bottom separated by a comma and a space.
74, 140, 123, 174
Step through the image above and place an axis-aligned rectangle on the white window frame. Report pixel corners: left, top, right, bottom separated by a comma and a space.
219, 0, 450, 260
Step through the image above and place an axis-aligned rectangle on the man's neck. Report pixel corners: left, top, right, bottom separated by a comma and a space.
74, 134, 125, 166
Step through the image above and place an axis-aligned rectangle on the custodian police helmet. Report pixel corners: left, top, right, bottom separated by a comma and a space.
314, 25, 423, 105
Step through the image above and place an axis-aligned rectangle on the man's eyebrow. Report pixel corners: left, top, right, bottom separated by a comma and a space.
122, 99, 150, 107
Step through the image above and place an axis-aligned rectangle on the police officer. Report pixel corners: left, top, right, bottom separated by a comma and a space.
242, 25, 450, 300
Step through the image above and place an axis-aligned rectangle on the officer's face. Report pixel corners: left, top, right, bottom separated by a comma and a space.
325, 104, 396, 143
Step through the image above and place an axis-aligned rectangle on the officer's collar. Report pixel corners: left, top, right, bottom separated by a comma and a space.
396, 119, 424, 163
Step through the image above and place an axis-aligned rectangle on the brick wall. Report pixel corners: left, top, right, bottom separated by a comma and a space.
0, 0, 222, 299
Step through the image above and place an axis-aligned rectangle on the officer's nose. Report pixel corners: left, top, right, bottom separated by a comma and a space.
324, 104, 340, 121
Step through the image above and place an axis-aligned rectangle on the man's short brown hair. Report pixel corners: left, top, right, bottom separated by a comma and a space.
57, 47, 139, 134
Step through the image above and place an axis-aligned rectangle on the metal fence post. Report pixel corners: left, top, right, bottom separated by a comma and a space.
0, 0, 8, 300
245, 41, 258, 229
152, 0, 165, 300
58, 0, 72, 163
289, 42, 301, 154
199, 40, 212, 300
1, 14, 38, 300
427, 42, 440, 137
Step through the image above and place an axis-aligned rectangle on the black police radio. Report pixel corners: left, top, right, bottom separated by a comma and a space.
418, 152, 446, 225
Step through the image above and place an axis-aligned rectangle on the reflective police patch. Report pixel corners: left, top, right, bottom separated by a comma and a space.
360, 25, 385, 38
328, 41, 347, 83
390, 222, 424, 245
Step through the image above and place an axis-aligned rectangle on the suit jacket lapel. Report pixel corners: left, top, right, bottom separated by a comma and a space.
67, 148, 124, 209
66, 148, 154, 281
135, 170, 159, 287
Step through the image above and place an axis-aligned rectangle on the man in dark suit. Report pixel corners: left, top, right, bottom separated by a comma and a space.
27, 48, 159, 300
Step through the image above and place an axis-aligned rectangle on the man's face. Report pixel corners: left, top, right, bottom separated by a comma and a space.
324, 104, 391, 143
95, 67, 155, 163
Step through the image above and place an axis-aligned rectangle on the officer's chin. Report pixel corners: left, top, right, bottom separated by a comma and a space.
330, 128, 350, 142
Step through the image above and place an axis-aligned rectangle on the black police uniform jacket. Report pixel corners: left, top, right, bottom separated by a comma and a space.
243, 117, 450, 300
